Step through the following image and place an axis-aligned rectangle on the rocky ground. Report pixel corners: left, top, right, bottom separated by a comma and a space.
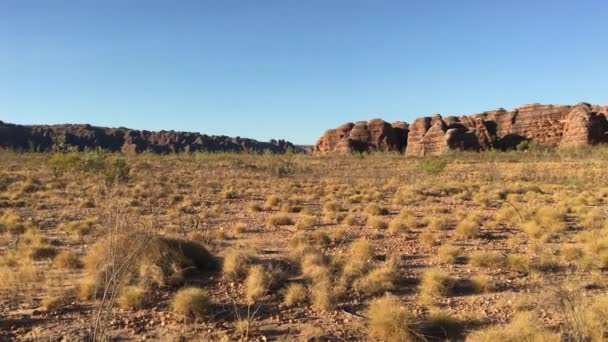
1, 149, 607, 341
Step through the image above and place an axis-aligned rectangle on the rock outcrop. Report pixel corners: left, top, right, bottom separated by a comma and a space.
315, 103, 608, 156
314, 119, 409, 154
0, 121, 305, 154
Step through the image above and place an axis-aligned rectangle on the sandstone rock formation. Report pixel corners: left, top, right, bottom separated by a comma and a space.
314, 119, 409, 154
315, 103, 608, 156
0, 121, 305, 154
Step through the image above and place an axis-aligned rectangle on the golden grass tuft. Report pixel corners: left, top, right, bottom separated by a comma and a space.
223, 250, 254, 281
365, 203, 389, 216
343, 239, 375, 278
369, 216, 388, 230
354, 262, 398, 295
506, 254, 531, 273
172, 287, 210, 319
53, 250, 82, 269
466, 311, 560, 342
388, 217, 409, 234
455, 217, 480, 239
283, 283, 307, 306
81, 234, 214, 299
438, 244, 461, 264
469, 251, 504, 268
267, 213, 294, 227
367, 296, 417, 342
245, 265, 270, 304
427, 217, 451, 231
310, 281, 336, 312
295, 215, 317, 230
471, 274, 495, 293
117, 285, 146, 309
419, 268, 454, 304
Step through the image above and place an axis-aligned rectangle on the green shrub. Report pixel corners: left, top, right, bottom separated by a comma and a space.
105, 159, 130, 184
416, 159, 448, 175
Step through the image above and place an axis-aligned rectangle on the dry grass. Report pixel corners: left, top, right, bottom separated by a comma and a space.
4, 150, 608, 340
223, 250, 254, 281
245, 265, 270, 304
310, 281, 336, 312
284, 283, 307, 306
367, 296, 417, 342
354, 262, 398, 295
469, 251, 504, 268
172, 287, 210, 319
53, 250, 82, 269
467, 312, 560, 342
438, 244, 461, 264
455, 217, 480, 239
471, 274, 495, 293
419, 269, 454, 304
117, 285, 146, 309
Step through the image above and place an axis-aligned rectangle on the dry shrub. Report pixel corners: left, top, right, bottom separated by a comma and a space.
354, 262, 398, 295
398, 209, 418, 229
0, 262, 43, 293
469, 251, 504, 268
247, 202, 262, 212
369, 216, 388, 230
388, 217, 409, 234
438, 244, 461, 264
53, 250, 82, 269
506, 254, 531, 273
520, 206, 567, 238
365, 203, 389, 216
267, 213, 293, 227
265, 195, 281, 208
427, 217, 451, 231
223, 250, 254, 281
284, 283, 307, 306
245, 265, 270, 304
233, 222, 248, 234
342, 214, 358, 226
367, 296, 418, 342
301, 252, 331, 283
579, 208, 604, 230
471, 274, 495, 293
311, 230, 331, 247
59, 219, 95, 239
80, 233, 214, 299
495, 205, 521, 227
322, 201, 341, 213
172, 287, 210, 319
424, 309, 464, 340
561, 244, 584, 262
419, 269, 454, 304
41, 287, 75, 311
455, 217, 480, 239
117, 285, 146, 309
537, 251, 561, 271
0, 210, 33, 235
466, 312, 560, 342
310, 280, 336, 311
343, 239, 375, 278
295, 215, 317, 230
420, 231, 438, 247
545, 287, 608, 342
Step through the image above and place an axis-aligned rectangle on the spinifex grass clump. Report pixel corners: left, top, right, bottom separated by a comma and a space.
80, 233, 215, 299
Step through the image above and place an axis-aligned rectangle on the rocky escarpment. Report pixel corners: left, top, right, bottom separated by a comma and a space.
315, 103, 608, 155
0, 121, 305, 154
315, 119, 409, 154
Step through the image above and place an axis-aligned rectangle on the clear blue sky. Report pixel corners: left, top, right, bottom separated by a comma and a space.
1, 0, 607, 144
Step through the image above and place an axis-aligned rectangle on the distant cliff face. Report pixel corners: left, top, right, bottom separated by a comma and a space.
0, 121, 305, 154
315, 103, 608, 155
